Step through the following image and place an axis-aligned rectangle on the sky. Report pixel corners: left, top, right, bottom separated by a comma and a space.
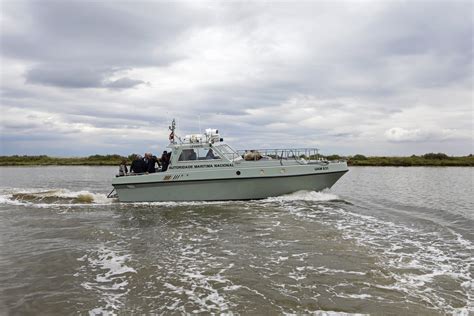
0, 0, 472, 156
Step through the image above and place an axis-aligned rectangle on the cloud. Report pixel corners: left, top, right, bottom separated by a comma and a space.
385, 127, 470, 143
0, 1, 472, 156
385, 127, 427, 142
104, 77, 147, 90
26, 64, 107, 88
0, 1, 200, 66
25, 64, 146, 89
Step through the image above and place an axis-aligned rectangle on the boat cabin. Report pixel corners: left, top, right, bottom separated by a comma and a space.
167, 129, 241, 168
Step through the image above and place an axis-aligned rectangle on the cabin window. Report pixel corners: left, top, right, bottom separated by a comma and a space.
199, 148, 220, 160
178, 149, 197, 161
178, 148, 221, 161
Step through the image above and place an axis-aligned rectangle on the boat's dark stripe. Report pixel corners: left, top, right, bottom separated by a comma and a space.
113, 170, 348, 187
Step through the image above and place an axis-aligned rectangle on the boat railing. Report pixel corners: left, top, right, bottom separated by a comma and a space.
230, 148, 326, 163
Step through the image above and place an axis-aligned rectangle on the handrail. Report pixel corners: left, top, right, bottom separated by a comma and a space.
238, 147, 320, 152
230, 148, 323, 162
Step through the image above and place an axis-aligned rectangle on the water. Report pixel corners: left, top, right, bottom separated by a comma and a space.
0, 166, 472, 315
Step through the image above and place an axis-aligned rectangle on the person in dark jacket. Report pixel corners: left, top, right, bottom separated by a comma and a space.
161, 151, 169, 172
130, 154, 146, 174
139, 156, 147, 172
145, 153, 159, 173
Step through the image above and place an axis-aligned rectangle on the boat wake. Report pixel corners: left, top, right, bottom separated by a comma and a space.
273, 200, 473, 314
0, 188, 345, 208
264, 190, 340, 202
0, 188, 113, 207
76, 244, 137, 314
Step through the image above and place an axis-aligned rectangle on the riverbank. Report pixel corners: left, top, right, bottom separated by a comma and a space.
346, 155, 474, 166
0, 153, 472, 166
0, 155, 125, 166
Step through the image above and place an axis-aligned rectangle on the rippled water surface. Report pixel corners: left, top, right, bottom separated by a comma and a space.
0, 166, 472, 315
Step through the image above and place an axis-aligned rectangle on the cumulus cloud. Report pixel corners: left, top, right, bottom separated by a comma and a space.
104, 77, 147, 90
385, 127, 470, 143
26, 65, 107, 88
25, 64, 146, 89
385, 128, 427, 142
0, 0, 472, 156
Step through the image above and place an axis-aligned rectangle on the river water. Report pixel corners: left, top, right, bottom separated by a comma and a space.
0, 166, 472, 315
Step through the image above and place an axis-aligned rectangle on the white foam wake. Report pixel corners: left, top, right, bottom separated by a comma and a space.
77, 245, 136, 315
265, 190, 339, 202
0, 188, 114, 206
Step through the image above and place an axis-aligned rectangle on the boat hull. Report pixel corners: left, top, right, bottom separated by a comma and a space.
113, 170, 347, 202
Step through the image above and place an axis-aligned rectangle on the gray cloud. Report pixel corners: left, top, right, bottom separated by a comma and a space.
26, 64, 107, 88
1, 1, 202, 66
1, 1, 472, 156
104, 77, 147, 90
25, 64, 146, 89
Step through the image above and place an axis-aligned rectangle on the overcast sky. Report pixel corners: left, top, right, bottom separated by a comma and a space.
0, 0, 472, 156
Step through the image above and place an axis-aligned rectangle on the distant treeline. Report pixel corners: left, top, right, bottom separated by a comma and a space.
0, 154, 127, 166
328, 153, 474, 166
0, 153, 472, 166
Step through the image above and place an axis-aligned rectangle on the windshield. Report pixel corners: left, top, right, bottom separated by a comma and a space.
214, 144, 241, 161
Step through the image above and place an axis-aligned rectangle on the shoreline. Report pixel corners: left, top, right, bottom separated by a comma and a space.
0, 154, 472, 167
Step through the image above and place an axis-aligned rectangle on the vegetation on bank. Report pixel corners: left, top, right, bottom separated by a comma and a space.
325, 153, 474, 166
0, 154, 127, 166
0, 153, 472, 166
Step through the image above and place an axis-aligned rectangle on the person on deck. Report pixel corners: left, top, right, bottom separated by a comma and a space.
145, 153, 159, 173
161, 151, 170, 171
130, 154, 146, 174
118, 159, 128, 176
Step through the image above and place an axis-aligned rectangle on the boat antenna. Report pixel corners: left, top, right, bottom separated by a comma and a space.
169, 119, 177, 144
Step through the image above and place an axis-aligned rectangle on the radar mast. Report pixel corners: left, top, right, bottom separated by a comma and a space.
169, 119, 177, 144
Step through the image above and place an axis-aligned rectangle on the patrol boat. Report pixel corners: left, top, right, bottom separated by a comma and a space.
111, 120, 348, 202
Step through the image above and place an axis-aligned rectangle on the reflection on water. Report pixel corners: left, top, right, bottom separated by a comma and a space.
0, 166, 472, 314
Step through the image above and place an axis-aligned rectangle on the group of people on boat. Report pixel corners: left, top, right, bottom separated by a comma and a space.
118, 151, 171, 176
